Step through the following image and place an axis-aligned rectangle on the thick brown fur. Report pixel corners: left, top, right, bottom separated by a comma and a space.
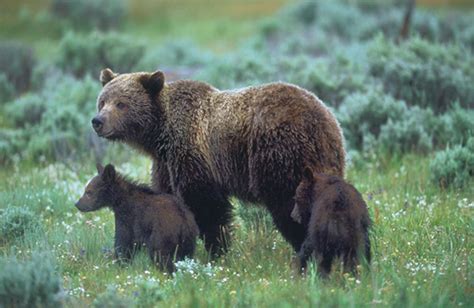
75, 164, 199, 273
93, 69, 346, 255
292, 168, 371, 278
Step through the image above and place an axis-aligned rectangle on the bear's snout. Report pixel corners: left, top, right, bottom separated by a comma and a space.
92, 116, 104, 132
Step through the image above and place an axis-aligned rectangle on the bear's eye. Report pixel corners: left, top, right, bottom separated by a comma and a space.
85, 190, 92, 196
116, 102, 127, 110
98, 100, 105, 110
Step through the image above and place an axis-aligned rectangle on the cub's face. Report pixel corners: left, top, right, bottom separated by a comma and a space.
92, 68, 165, 141
75, 164, 116, 212
75, 175, 104, 212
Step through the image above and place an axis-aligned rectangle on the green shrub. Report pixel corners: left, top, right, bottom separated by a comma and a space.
430, 138, 474, 189
0, 129, 28, 163
337, 90, 408, 151
56, 32, 144, 77
285, 56, 367, 107
368, 36, 474, 112
0, 41, 35, 94
2, 75, 100, 161
93, 286, 133, 308
378, 106, 435, 153
51, 0, 126, 31
435, 104, 474, 147
0, 73, 15, 105
0, 253, 63, 308
233, 199, 274, 234
135, 280, 165, 308
135, 40, 212, 72
0, 207, 39, 244
198, 49, 273, 89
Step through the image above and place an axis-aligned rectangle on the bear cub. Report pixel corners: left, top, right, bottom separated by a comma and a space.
75, 164, 199, 273
291, 168, 371, 277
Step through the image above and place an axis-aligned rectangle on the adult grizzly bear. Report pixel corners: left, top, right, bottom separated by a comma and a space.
92, 68, 345, 256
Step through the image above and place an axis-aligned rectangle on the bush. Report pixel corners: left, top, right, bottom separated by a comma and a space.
435, 104, 474, 147
233, 199, 274, 234
135, 280, 165, 308
285, 56, 367, 107
2, 75, 100, 161
0, 253, 63, 308
56, 32, 144, 77
0, 41, 35, 94
0, 207, 39, 244
93, 286, 133, 308
135, 40, 212, 72
198, 49, 274, 89
51, 0, 126, 31
0, 73, 15, 105
368, 36, 474, 113
378, 106, 435, 153
430, 138, 474, 189
337, 90, 408, 151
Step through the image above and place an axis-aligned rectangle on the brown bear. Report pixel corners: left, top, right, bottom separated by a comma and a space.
92, 68, 345, 255
75, 164, 199, 272
291, 168, 371, 277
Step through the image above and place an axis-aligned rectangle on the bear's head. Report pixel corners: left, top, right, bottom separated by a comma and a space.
75, 164, 118, 212
92, 68, 165, 141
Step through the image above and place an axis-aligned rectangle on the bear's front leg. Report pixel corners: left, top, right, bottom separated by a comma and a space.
178, 182, 232, 258
114, 217, 134, 262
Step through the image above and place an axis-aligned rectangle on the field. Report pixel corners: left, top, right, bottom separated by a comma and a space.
0, 0, 473, 307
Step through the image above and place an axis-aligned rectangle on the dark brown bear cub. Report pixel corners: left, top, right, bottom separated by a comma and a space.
291, 168, 371, 278
75, 164, 199, 273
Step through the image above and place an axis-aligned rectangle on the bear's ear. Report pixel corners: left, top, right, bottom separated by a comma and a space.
102, 164, 116, 182
140, 71, 165, 97
96, 163, 105, 175
100, 68, 117, 86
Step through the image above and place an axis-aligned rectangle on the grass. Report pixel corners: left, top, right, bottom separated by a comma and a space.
0, 0, 291, 57
0, 153, 472, 306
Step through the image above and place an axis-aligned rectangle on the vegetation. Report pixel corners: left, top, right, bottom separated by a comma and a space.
0, 0, 472, 306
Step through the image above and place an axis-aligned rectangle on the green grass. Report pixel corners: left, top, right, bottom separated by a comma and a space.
0, 0, 291, 57
0, 154, 472, 307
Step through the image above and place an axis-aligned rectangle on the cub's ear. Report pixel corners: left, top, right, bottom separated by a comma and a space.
100, 68, 117, 86
290, 204, 303, 224
301, 167, 313, 182
96, 163, 105, 174
102, 164, 116, 182
140, 70, 165, 97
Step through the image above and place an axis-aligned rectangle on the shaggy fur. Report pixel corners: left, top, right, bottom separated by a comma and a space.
75, 164, 199, 272
291, 168, 371, 277
93, 69, 345, 255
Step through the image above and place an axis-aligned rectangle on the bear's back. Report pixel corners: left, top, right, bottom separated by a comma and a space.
312, 174, 368, 225
140, 193, 199, 238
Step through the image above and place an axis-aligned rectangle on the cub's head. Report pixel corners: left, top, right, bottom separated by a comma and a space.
75, 164, 118, 212
92, 68, 165, 140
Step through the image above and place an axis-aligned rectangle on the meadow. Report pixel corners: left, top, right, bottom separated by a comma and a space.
0, 0, 473, 307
